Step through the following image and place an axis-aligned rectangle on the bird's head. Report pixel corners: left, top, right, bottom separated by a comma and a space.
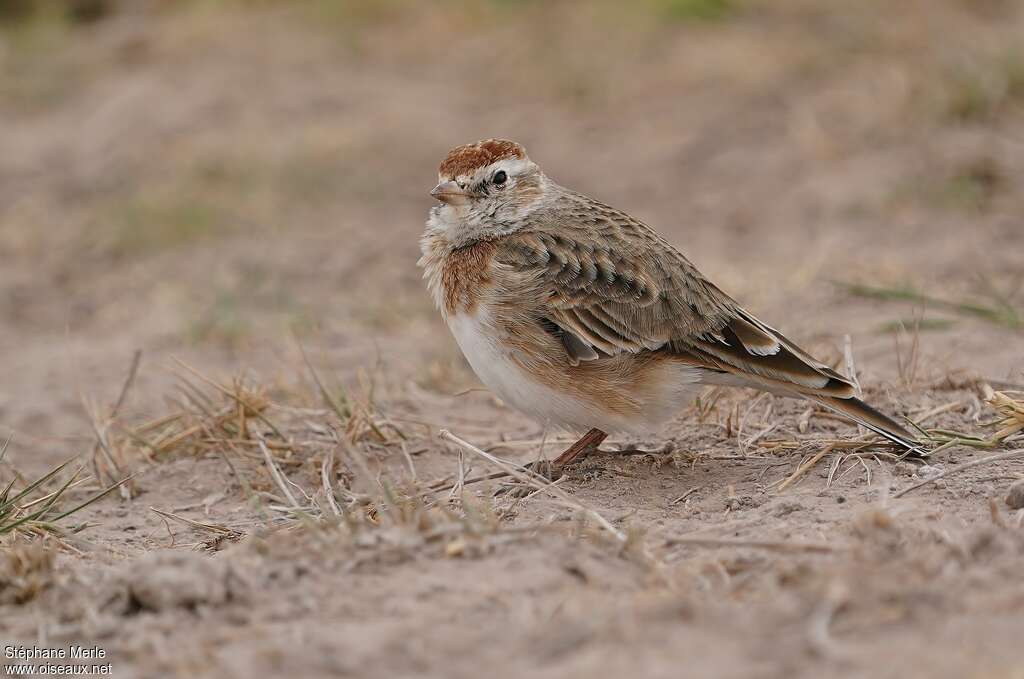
429, 139, 547, 234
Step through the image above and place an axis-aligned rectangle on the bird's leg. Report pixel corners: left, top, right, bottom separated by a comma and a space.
529, 428, 608, 480
551, 428, 607, 470
495, 428, 607, 496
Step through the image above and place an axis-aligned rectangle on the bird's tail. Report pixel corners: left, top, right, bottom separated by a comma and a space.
810, 395, 926, 457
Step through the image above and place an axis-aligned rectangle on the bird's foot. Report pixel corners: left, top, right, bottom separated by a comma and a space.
494, 428, 607, 497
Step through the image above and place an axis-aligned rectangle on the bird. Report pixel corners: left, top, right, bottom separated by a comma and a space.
419, 138, 922, 473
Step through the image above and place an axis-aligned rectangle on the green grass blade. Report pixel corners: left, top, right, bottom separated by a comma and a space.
0, 457, 77, 510
0, 466, 84, 534
0, 478, 15, 506
46, 475, 130, 524
836, 281, 1022, 329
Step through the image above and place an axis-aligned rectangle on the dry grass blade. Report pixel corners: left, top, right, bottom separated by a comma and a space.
257, 435, 301, 510
842, 334, 867, 436
983, 387, 1024, 441
116, 365, 288, 468
320, 448, 342, 517
894, 448, 1024, 498
448, 449, 468, 502
149, 507, 241, 536
669, 486, 701, 506
0, 435, 10, 464
663, 535, 841, 553
842, 334, 863, 399
774, 443, 839, 492
439, 429, 626, 542
87, 349, 142, 491
172, 358, 286, 443
894, 313, 922, 389
913, 400, 965, 426
985, 379, 1024, 392
297, 343, 408, 448
297, 340, 352, 422
428, 471, 514, 493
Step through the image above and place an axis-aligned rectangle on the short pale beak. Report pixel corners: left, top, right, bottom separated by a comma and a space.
430, 180, 467, 204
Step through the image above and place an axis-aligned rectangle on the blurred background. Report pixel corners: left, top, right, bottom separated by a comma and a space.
1, 0, 1022, 452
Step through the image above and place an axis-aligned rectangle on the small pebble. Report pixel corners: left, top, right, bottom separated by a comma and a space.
916, 464, 944, 480
1005, 480, 1024, 510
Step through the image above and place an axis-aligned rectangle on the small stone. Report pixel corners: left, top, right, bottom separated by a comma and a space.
1005, 480, 1024, 510
916, 464, 944, 480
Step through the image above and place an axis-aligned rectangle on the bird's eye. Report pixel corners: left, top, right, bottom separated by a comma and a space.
493, 170, 507, 186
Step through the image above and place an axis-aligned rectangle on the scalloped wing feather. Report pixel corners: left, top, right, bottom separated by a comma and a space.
494, 196, 857, 398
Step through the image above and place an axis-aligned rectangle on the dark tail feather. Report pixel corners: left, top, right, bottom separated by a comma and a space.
812, 395, 926, 457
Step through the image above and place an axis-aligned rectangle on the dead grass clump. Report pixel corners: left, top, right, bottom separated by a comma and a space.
673, 370, 1022, 496
80, 350, 420, 543
982, 387, 1024, 443
128, 361, 274, 461
338, 481, 507, 566
102, 356, 516, 562
0, 538, 56, 605
894, 388, 1024, 497
910, 386, 1024, 451
241, 433, 515, 569
130, 363, 344, 529
84, 359, 283, 507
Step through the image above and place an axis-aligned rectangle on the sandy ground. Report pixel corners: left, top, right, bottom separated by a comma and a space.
1, 2, 1023, 677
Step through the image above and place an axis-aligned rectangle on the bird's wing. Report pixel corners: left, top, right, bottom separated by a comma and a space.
494, 201, 857, 399
493, 198, 921, 452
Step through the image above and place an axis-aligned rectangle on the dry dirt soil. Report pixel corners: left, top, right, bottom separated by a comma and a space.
1, 2, 1023, 678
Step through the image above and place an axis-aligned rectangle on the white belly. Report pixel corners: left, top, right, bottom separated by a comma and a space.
446, 312, 702, 433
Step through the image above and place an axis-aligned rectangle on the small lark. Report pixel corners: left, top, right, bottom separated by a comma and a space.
419, 139, 921, 470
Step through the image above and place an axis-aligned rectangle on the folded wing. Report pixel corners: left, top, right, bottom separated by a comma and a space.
496, 208, 921, 451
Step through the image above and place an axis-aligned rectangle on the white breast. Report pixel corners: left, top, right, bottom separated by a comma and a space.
446, 312, 618, 432
446, 311, 705, 434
